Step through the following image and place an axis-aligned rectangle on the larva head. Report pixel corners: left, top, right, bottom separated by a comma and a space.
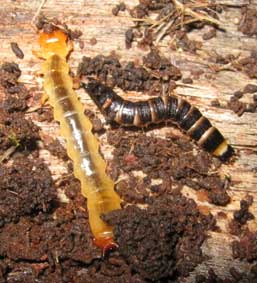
93, 237, 118, 255
82, 81, 116, 110
39, 30, 71, 59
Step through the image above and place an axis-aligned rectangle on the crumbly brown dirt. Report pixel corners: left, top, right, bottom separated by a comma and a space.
227, 85, 257, 117
0, 157, 56, 227
233, 51, 257, 79
0, 63, 39, 154
0, 61, 222, 282
35, 14, 82, 40
77, 49, 181, 95
1, 3, 256, 281
232, 230, 257, 263
123, 0, 221, 49
104, 192, 216, 280
107, 128, 230, 206
229, 195, 257, 281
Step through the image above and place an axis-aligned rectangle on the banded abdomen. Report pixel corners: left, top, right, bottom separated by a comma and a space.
82, 81, 234, 161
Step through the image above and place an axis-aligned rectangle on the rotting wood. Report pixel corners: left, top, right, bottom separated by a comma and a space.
0, 0, 256, 281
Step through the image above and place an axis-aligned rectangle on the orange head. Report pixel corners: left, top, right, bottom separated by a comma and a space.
93, 237, 118, 256
39, 29, 71, 59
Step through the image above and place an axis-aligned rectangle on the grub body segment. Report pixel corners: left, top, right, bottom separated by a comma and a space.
38, 31, 121, 251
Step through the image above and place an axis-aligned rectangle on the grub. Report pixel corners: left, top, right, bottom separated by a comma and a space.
0, 4, 254, 281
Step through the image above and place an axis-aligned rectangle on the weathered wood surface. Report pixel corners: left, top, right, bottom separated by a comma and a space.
0, 0, 257, 281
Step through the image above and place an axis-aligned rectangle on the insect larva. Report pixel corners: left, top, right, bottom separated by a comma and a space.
82, 81, 234, 161
37, 30, 121, 252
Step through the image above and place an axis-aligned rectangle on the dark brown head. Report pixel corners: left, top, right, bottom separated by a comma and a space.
81, 81, 116, 110
81, 81, 124, 122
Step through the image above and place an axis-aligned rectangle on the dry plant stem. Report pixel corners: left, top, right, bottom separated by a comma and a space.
31, 0, 47, 27
0, 146, 17, 163
156, 19, 175, 43
150, 11, 176, 30
172, 0, 222, 27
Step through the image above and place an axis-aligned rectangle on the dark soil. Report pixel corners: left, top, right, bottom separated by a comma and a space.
1, 3, 254, 279
229, 196, 257, 281
0, 156, 56, 226
35, 14, 82, 40
104, 192, 216, 280
232, 230, 257, 263
0, 63, 39, 154
107, 128, 230, 206
229, 195, 254, 236
0, 61, 226, 282
227, 83, 257, 116
233, 195, 254, 226
77, 49, 181, 95
44, 138, 69, 161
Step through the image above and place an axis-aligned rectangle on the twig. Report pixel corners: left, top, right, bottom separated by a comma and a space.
150, 10, 176, 30
131, 17, 156, 25
0, 146, 17, 163
172, 0, 223, 27
31, 0, 47, 28
156, 18, 175, 43
25, 105, 50, 114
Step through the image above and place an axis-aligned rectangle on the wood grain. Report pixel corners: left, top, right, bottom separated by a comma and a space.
0, 0, 256, 280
